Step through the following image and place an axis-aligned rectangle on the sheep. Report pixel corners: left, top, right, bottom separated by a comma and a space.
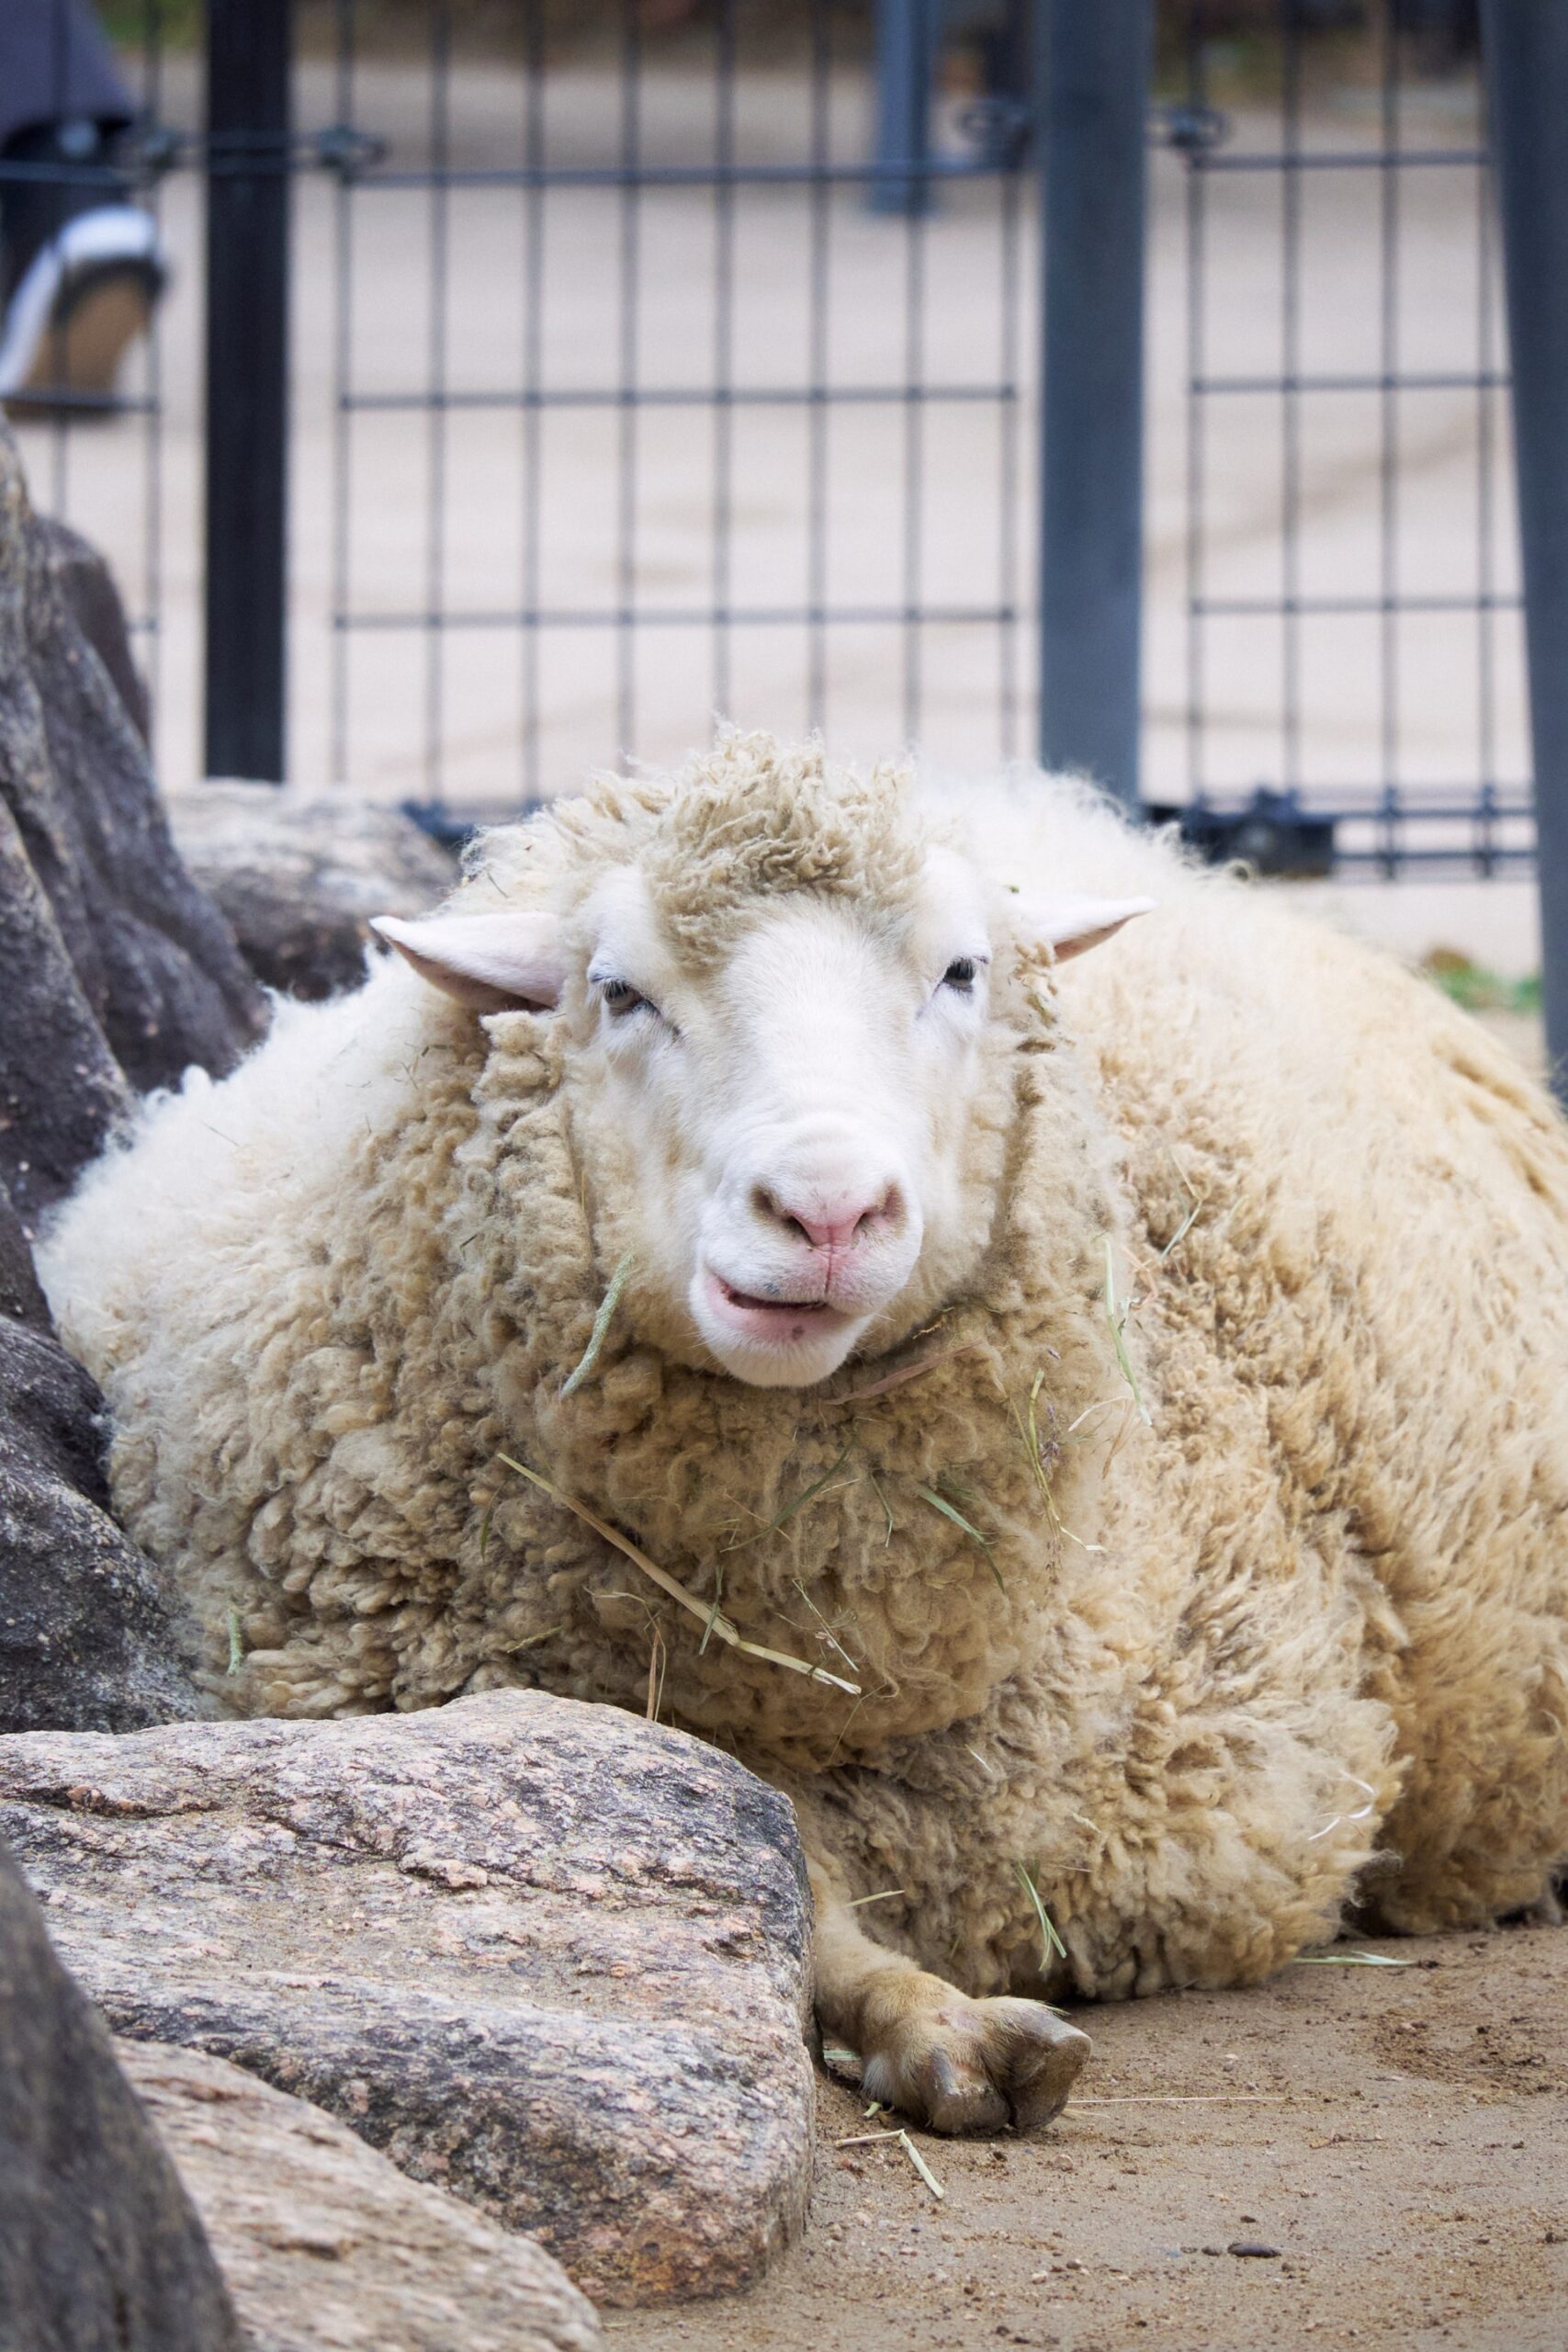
39, 729, 1568, 2136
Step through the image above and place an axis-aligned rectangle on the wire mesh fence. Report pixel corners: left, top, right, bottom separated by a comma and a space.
1153, 0, 1530, 871
0, 0, 1541, 876
321, 0, 1032, 815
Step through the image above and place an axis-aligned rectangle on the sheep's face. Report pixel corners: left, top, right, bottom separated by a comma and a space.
377, 822, 1147, 1390
547, 854, 994, 1386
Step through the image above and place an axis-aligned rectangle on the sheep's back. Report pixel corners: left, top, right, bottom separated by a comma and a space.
1060, 871, 1568, 1920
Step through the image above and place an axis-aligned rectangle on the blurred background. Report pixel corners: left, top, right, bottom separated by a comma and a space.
5, 0, 1548, 999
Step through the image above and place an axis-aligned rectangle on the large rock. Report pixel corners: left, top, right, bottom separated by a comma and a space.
0, 420, 265, 1219
39, 515, 152, 747
0, 1179, 50, 1330
0, 778, 130, 1219
0, 1837, 243, 2352
0, 1179, 203, 1736
168, 784, 457, 1001
0, 1690, 815, 2308
0, 432, 237, 1740
118, 2039, 604, 2352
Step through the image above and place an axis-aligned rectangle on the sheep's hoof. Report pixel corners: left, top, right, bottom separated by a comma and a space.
862, 1990, 1091, 2136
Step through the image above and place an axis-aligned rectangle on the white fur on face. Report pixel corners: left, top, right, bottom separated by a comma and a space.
563, 860, 994, 1387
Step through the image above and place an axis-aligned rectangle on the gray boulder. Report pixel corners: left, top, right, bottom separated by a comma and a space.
0, 420, 265, 1221
0, 1689, 816, 2309
0, 1837, 243, 2352
0, 427, 241, 1739
0, 780, 130, 1222
119, 2039, 604, 2352
0, 1178, 203, 1736
168, 784, 457, 1002
39, 515, 152, 748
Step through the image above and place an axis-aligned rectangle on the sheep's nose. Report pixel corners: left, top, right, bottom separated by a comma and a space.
755, 1181, 904, 1252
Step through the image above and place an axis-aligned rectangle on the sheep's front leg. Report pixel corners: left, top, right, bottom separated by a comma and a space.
810, 1860, 1091, 2135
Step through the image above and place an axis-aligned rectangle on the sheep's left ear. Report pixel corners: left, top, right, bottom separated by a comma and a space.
1012, 892, 1156, 964
370, 910, 566, 1012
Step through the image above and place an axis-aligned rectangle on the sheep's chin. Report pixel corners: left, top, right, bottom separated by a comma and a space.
688, 1277, 870, 1389
706, 1327, 870, 1388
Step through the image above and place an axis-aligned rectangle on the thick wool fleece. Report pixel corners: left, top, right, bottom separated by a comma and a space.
41, 736, 1568, 2006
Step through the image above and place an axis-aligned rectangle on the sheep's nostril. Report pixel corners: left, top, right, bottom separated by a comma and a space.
863, 1182, 902, 1239
753, 1184, 809, 1243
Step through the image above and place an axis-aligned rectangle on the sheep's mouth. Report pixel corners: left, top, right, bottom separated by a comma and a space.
717, 1277, 831, 1316
702, 1266, 858, 1348
694, 1263, 874, 1385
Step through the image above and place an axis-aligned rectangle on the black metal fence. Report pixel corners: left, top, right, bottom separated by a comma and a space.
316, 0, 1036, 815
1164, 0, 1529, 876
5, 3, 1564, 950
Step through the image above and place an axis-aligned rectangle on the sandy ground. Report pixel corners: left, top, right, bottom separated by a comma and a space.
608, 1921, 1568, 2352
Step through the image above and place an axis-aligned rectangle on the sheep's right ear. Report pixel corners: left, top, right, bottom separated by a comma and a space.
1012, 892, 1156, 963
371, 910, 566, 1012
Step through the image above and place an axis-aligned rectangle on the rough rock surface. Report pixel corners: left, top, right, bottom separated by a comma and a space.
0, 1180, 49, 1330
0, 420, 265, 1219
0, 1837, 243, 2352
0, 1179, 203, 1736
39, 514, 152, 746
0, 769, 129, 1220
168, 783, 457, 1001
118, 2038, 604, 2352
0, 1690, 816, 2308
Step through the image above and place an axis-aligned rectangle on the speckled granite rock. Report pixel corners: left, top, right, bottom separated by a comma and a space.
0, 422, 265, 1219
0, 1690, 814, 2308
0, 1178, 204, 1736
118, 2039, 603, 2352
39, 515, 152, 747
168, 784, 457, 1001
0, 1839, 242, 2352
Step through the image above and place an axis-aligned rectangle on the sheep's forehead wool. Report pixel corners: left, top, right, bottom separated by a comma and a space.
475, 731, 931, 961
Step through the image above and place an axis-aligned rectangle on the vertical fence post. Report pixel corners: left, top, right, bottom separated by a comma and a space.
1036, 0, 1153, 808
1481, 2, 1568, 1096
871, 0, 939, 216
203, 0, 292, 783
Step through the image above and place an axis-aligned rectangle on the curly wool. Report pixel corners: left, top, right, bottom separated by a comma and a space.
41, 733, 1568, 2006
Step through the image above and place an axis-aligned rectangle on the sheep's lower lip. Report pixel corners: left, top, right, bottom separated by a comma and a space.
721, 1278, 829, 1315
705, 1268, 854, 1342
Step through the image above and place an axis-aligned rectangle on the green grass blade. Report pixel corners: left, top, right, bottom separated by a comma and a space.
1015, 1860, 1068, 1967
1102, 1237, 1152, 1427
730, 1447, 853, 1548
915, 1484, 1005, 1592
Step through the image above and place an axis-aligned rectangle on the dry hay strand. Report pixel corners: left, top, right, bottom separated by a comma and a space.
497, 1453, 861, 1695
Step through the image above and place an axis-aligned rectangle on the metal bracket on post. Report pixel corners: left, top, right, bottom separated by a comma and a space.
203, 0, 292, 784
1480, 1, 1568, 1099
1036, 0, 1154, 809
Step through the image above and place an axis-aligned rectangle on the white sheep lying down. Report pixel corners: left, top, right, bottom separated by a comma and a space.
43, 733, 1568, 2133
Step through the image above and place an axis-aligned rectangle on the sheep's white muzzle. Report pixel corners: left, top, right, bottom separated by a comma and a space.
690, 1126, 923, 1386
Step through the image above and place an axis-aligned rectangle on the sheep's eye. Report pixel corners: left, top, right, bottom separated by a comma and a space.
598, 978, 647, 1017
942, 957, 980, 992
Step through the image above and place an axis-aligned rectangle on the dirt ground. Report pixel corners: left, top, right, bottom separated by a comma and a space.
608, 1922, 1568, 2352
